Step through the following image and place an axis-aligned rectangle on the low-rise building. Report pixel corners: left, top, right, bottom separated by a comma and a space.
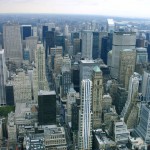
43, 125, 67, 150
15, 102, 38, 137
128, 136, 147, 150
7, 112, 17, 143
93, 129, 116, 150
114, 120, 130, 144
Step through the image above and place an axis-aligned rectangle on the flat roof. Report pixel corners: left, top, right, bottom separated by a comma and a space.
122, 49, 134, 52
38, 90, 56, 96
80, 59, 95, 63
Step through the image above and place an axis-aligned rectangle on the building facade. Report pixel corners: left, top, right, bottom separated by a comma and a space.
142, 71, 150, 102
78, 79, 93, 150
38, 91, 56, 125
81, 30, 93, 59
3, 23, 23, 66
26, 36, 38, 62
119, 49, 136, 90
0, 49, 6, 105
111, 32, 136, 78
21, 25, 32, 40
136, 47, 148, 64
136, 104, 150, 144
92, 66, 103, 129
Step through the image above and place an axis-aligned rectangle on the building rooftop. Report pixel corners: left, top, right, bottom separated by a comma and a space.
129, 137, 145, 146
80, 59, 95, 63
42, 125, 65, 135
15, 103, 30, 117
94, 129, 116, 147
136, 47, 147, 52
103, 94, 111, 99
38, 90, 56, 96
107, 19, 115, 25
122, 49, 133, 52
93, 66, 101, 73
25, 134, 45, 150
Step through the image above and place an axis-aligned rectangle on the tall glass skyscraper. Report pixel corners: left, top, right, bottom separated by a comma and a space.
78, 79, 93, 150
21, 25, 32, 40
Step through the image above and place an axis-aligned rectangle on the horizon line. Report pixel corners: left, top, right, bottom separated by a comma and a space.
0, 12, 149, 20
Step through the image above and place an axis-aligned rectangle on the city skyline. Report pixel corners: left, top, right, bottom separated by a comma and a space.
0, 0, 150, 18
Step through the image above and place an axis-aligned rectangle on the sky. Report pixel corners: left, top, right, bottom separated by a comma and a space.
0, 0, 150, 18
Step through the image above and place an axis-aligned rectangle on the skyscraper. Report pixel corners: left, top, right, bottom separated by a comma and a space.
73, 39, 81, 55
0, 49, 6, 105
99, 31, 108, 57
64, 25, 69, 37
142, 71, 150, 102
92, 66, 103, 129
81, 30, 93, 59
55, 35, 65, 55
119, 49, 136, 90
42, 25, 48, 42
121, 73, 139, 128
136, 104, 150, 143
92, 32, 99, 59
101, 36, 112, 64
45, 31, 55, 59
111, 32, 136, 78
107, 19, 115, 33
78, 79, 93, 150
3, 23, 23, 66
36, 43, 48, 90
38, 90, 56, 125
79, 59, 100, 82
136, 47, 148, 64
26, 36, 38, 62
21, 25, 32, 40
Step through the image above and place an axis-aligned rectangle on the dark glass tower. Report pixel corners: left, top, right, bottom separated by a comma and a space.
55, 35, 65, 55
21, 25, 32, 40
5, 84, 14, 106
38, 91, 56, 125
42, 25, 48, 42
92, 32, 99, 59
45, 31, 55, 58
101, 34, 112, 64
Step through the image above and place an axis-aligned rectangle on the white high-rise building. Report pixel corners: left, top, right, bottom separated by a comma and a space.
142, 71, 150, 102
121, 73, 139, 117
3, 23, 22, 66
107, 19, 115, 33
36, 43, 48, 90
64, 24, 69, 37
81, 30, 93, 59
0, 49, 6, 105
78, 79, 93, 150
111, 32, 136, 78
13, 71, 32, 103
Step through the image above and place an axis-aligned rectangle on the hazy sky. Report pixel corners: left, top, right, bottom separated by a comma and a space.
0, 0, 149, 18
